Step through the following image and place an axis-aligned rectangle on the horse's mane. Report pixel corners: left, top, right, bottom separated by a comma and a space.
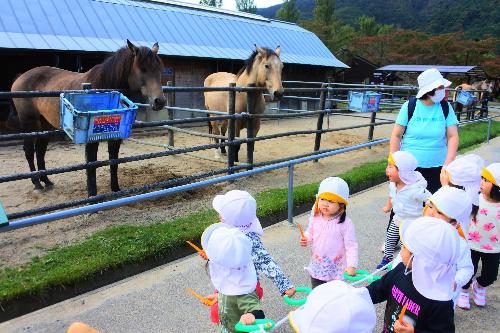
236, 47, 277, 78
87, 46, 160, 90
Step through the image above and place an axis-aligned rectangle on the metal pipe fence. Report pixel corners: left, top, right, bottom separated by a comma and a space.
0, 82, 495, 225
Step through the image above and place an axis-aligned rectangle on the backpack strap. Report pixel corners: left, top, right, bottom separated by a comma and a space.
440, 100, 449, 119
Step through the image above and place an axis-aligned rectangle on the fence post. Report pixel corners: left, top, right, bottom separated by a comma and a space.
326, 78, 332, 128
287, 164, 294, 226
367, 110, 377, 147
82, 83, 98, 197
166, 81, 174, 147
313, 84, 327, 162
227, 83, 236, 175
246, 84, 256, 170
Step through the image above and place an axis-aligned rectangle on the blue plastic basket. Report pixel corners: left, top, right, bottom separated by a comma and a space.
60, 91, 138, 144
456, 90, 476, 106
348, 91, 381, 112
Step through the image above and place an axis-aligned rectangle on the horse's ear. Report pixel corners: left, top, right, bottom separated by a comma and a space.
254, 44, 266, 57
151, 42, 159, 54
127, 39, 139, 55
275, 45, 281, 57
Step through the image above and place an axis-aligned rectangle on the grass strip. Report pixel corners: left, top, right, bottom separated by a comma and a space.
0, 120, 498, 304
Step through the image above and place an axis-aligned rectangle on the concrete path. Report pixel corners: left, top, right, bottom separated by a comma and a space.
2, 138, 499, 333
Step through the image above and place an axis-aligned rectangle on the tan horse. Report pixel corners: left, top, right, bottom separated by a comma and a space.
11, 40, 165, 196
204, 46, 284, 161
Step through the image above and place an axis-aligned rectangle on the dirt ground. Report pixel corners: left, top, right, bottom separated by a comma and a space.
0, 113, 396, 268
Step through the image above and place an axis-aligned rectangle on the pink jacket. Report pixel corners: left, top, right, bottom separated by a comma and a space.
304, 212, 358, 281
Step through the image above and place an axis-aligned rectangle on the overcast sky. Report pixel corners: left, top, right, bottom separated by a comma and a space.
178, 0, 283, 11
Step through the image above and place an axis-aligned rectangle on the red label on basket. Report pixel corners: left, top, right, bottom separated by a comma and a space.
368, 98, 376, 105
93, 115, 122, 133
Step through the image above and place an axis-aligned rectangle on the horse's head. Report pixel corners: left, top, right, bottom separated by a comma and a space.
127, 40, 166, 111
250, 46, 284, 101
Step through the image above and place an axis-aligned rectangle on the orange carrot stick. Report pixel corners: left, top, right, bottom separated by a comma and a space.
186, 288, 215, 306
186, 240, 203, 253
297, 224, 305, 239
399, 303, 408, 323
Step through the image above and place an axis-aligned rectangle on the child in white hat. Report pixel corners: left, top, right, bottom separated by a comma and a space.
367, 217, 459, 332
208, 190, 294, 323
288, 280, 376, 333
441, 154, 484, 234
300, 177, 358, 288
423, 186, 474, 310
378, 151, 431, 269
462, 163, 500, 308
201, 223, 265, 333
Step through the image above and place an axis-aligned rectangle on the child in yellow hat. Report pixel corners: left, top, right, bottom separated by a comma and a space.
300, 177, 358, 288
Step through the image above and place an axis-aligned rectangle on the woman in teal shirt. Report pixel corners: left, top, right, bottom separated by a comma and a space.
389, 68, 459, 193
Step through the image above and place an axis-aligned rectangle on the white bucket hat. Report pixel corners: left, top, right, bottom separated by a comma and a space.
314, 177, 350, 215
388, 151, 422, 185
428, 186, 472, 232
288, 280, 376, 333
445, 154, 484, 206
401, 216, 460, 301
482, 163, 500, 186
415, 68, 452, 98
212, 190, 263, 235
201, 223, 257, 295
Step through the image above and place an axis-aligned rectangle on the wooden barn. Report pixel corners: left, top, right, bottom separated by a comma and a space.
0, 0, 348, 125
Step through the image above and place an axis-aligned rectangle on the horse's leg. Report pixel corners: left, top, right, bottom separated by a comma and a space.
35, 137, 54, 188
220, 120, 228, 156
234, 122, 242, 163
211, 120, 222, 159
85, 142, 99, 197
24, 138, 44, 191
108, 140, 121, 192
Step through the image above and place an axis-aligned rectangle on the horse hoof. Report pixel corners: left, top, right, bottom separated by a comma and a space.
221, 151, 228, 156
43, 181, 54, 189
111, 187, 121, 192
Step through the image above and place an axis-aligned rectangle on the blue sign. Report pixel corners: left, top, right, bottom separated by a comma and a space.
0, 202, 8, 227
162, 67, 174, 76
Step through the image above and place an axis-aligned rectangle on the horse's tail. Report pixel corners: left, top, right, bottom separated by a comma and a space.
6, 100, 20, 130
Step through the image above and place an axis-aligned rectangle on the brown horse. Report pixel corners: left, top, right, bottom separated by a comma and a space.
11, 40, 166, 196
204, 46, 284, 162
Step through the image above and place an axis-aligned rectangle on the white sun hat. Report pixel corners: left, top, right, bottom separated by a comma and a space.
428, 186, 472, 232
388, 151, 422, 185
445, 154, 484, 206
482, 163, 500, 186
313, 177, 350, 215
201, 223, 257, 295
415, 68, 452, 98
212, 190, 263, 235
401, 216, 460, 301
288, 280, 376, 333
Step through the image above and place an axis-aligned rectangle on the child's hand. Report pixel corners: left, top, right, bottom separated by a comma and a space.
205, 293, 218, 303
239, 313, 256, 325
382, 205, 391, 213
300, 237, 308, 247
394, 319, 414, 333
346, 267, 357, 276
284, 287, 296, 297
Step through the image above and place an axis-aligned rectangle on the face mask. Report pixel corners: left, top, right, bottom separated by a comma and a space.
430, 89, 445, 103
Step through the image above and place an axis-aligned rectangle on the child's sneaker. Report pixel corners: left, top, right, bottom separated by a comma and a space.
376, 256, 391, 270
457, 289, 470, 310
472, 280, 486, 307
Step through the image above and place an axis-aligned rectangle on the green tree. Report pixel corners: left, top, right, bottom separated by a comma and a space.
199, 0, 222, 7
313, 0, 335, 26
276, 0, 300, 23
236, 0, 257, 14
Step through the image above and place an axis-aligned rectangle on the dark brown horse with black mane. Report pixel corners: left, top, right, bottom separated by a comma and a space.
11, 40, 166, 196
